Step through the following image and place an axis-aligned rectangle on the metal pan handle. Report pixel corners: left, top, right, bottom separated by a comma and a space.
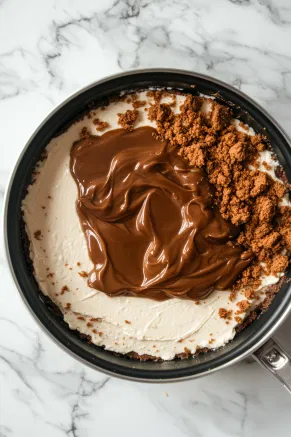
253, 337, 291, 394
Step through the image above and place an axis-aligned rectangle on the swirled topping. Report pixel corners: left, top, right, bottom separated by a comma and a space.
70, 126, 253, 301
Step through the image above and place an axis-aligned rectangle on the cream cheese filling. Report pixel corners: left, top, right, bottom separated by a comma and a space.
22, 92, 284, 360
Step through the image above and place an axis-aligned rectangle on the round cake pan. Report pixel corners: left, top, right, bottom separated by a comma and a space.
4, 69, 291, 388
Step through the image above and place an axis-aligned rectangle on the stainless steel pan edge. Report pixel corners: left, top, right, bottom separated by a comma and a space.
3, 68, 291, 387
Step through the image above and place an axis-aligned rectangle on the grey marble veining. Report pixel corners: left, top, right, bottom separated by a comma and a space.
1, 0, 291, 436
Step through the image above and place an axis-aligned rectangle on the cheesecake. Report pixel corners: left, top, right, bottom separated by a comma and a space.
22, 90, 291, 360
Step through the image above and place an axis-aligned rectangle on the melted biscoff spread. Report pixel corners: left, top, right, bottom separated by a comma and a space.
70, 127, 253, 301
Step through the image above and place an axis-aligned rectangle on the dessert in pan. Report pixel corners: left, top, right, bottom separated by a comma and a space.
22, 89, 291, 361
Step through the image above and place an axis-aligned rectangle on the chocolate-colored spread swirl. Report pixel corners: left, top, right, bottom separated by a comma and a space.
70, 126, 253, 301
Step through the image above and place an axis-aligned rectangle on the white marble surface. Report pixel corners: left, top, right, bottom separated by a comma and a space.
1, 0, 291, 435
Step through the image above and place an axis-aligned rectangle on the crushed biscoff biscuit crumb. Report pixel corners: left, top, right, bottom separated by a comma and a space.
78, 271, 88, 278
34, 230, 42, 240
93, 118, 109, 131
218, 308, 233, 320
60, 285, 69, 295
145, 90, 291, 293
236, 300, 250, 314
117, 109, 139, 130
80, 126, 90, 138
132, 100, 147, 109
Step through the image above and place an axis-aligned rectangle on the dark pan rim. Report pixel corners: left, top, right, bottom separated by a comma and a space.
4, 68, 291, 382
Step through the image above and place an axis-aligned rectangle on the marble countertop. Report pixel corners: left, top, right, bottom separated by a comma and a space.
1, 0, 291, 435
